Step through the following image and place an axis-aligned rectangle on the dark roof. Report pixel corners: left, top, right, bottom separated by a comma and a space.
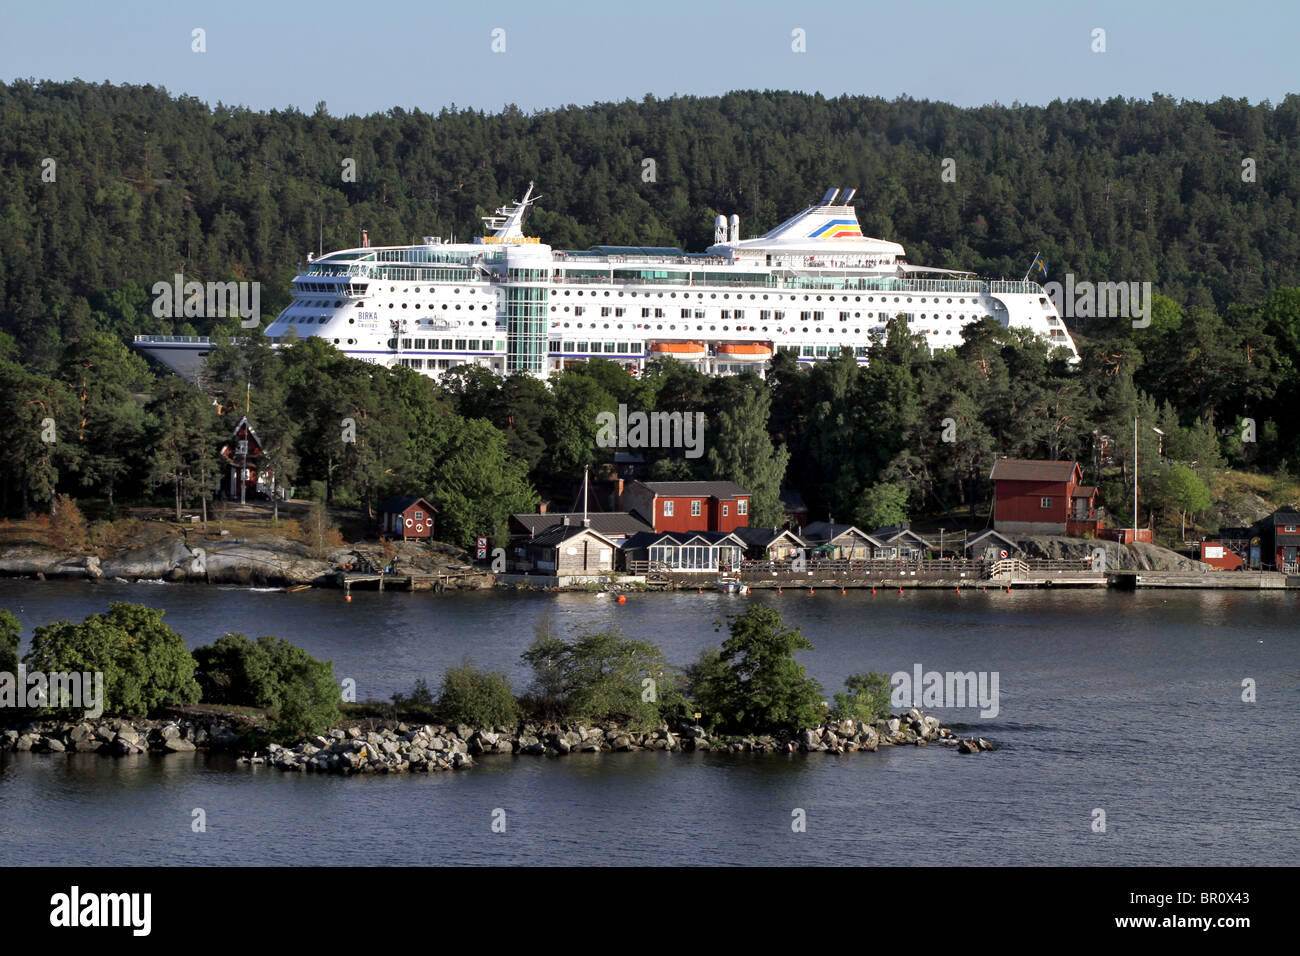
964, 529, 1020, 552
620, 530, 745, 550
527, 524, 617, 548
734, 526, 807, 547
1071, 485, 1098, 498
512, 512, 653, 537
635, 480, 749, 499
1258, 507, 1300, 529
989, 458, 1081, 483
378, 496, 436, 513
874, 527, 930, 546
801, 522, 876, 544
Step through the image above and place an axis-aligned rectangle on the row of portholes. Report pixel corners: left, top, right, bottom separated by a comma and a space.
389, 303, 491, 311
552, 312, 970, 330
556, 289, 973, 307
389, 287, 475, 295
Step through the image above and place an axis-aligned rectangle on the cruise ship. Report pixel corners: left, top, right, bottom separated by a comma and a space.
134, 184, 1079, 380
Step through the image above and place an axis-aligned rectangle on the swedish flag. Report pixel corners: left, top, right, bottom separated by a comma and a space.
1029, 252, 1048, 280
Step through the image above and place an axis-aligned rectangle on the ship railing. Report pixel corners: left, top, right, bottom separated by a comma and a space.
132, 334, 213, 344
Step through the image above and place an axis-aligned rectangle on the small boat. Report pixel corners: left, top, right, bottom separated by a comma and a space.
286, 584, 313, 593
715, 577, 748, 594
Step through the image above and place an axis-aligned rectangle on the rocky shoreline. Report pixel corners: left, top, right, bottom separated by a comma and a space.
0, 536, 493, 589
0, 708, 994, 773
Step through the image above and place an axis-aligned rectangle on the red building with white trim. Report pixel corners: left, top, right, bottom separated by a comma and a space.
378, 496, 437, 540
990, 459, 1090, 535
620, 480, 750, 534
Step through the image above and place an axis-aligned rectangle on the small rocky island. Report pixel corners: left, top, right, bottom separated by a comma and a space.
0, 707, 994, 775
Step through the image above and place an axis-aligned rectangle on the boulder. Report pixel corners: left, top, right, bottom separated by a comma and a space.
163, 737, 196, 752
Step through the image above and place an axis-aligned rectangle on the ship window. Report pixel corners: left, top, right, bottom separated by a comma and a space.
442, 339, 453, 349
414, 338, 426, 348
454, 339, 467, 349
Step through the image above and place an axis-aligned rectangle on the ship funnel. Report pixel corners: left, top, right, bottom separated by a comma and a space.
714, 215, 728, 244
728, 214, 740, 243
838, 187, 856, 205
821, 188, 839, 205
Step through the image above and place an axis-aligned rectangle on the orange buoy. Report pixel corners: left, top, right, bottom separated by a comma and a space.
778, 587, 783, 594
698, 588, 703, 594
345, 594, 352, 602
840, 588, 846, 595
1005, 587, 1011, 593
871, 588, 877, 595
898, 587, 904, 594
956, 588, 961, 594
809, 587, 815, 594
616, 594, 626, 604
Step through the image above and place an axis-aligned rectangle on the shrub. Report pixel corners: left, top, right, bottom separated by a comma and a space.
192, 632, 340, 739
0, 609, 20, 675
687, 605, 824, 735
831, 672, 892, 724
437, 662, 519, 728
521, 628, 678, 730
302, 501, 344, 559
24, 602, 200, 715
48, 494, 90, 551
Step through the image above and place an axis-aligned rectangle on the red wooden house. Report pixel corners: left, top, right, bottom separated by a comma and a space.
378, 496, 437, 540
218, 416, 273, 500
619, 480, 751, 534
990, 458, 1092, 536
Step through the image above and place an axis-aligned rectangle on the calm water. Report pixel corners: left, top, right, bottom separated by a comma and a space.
1, 579, 1296, 866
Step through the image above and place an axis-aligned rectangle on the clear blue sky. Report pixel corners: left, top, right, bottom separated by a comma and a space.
1, 0, 1294, 115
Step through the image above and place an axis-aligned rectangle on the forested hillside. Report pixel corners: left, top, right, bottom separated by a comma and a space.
2, 81, 1299, 542
5, 81, 1300, 358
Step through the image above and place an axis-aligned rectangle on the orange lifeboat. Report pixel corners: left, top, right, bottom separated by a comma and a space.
650, 341, 707, 359
717, 343, 773, 361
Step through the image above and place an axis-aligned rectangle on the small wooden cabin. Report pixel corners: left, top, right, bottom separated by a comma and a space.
378, 496, 437, 540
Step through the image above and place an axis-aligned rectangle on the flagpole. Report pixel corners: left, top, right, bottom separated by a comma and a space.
1024, 250, 1039, 283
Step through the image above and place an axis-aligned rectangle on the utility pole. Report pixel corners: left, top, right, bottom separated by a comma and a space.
1133, 417, 1138, 542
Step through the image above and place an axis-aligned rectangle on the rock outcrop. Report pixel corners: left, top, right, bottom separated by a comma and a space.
2, 709, 977, 775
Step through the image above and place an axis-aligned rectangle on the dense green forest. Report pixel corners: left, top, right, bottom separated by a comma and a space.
2, 81, 1299, 542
